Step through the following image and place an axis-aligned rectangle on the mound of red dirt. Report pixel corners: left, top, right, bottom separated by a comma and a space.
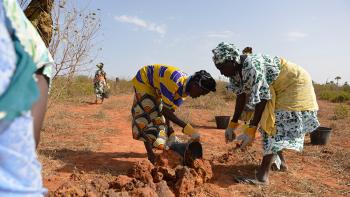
52, 150, 213, 197
155, 149, 183, 168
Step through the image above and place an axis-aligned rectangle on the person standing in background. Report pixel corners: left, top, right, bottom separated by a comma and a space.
94, 62, 107, 104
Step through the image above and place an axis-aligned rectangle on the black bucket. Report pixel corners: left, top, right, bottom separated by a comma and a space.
170, 141, 203, 166
310, 127, 332, 145
215, 116, 230, 129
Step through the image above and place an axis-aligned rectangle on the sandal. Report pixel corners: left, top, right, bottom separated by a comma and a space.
233, 175, 267, 185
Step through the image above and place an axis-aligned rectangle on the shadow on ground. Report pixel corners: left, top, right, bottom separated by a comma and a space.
40, 148, 147, 176
210, 163, 259, 188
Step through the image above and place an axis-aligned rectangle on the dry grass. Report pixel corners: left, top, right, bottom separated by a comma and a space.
92, 110, 107, 120
108, 79, 133, 95
185, 92, 227, 110
49, 76, 133, 104
332, 104, 349, 120
39, 102, 107, 176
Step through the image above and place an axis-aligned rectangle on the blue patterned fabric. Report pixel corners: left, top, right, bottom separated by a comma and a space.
0, 1, 16, 100
0, 1, 46, 195
132, 64, 189, 110
0, 112, 46, 196
0, 38, 40, 121
261, 110, 320, 155
1, 0, 54, 121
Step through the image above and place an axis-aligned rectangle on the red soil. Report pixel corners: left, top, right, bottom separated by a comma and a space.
40, 96, 350, 196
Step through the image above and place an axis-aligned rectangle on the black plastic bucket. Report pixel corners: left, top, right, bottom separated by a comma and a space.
215, 116, 231, 129
310, 127, 332, 145
170, 141, 203, 166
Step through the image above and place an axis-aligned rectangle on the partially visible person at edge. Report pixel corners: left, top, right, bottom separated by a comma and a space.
212, 42, 319, 184
93, 62, 107, 104
0, 0, 54, 196
131, 65, 216, 163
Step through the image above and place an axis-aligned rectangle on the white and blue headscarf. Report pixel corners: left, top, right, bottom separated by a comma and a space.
212, 42, 241, 65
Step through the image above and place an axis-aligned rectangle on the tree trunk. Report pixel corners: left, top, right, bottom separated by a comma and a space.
24, 0, 54, 47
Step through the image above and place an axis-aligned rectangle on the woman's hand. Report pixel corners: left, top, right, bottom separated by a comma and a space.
183, 123, 200, 141
225, 93, 246, 143
225, 121, 239, 143
236, 126, 257, 148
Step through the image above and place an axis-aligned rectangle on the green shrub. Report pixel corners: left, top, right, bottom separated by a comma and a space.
330, 91, 350, 102
318, 90, 350, 103
319, 91, 332, 101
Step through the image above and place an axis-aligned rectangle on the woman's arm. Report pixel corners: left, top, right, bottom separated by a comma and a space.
250, 99, 267, 127
231, 93, 246, 122
162, 107, 187, 128
31, 74, 49, 148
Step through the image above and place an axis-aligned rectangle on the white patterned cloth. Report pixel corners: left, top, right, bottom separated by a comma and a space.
0, 0, 47, 195
0, 3, 16, 97
227, 54, 319, 155
261, 110, 319, 155
3, 0, 53, 74
0, 112, 46, 196
212, 42, 241, 64
227, 54, 280, 109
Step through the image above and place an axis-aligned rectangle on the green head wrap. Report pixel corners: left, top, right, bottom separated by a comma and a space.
212, 42, 241, 65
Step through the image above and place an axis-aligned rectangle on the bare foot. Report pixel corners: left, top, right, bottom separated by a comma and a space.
271, 162, 288, 171
280, 163, 288, 171
256, 171, 269, 183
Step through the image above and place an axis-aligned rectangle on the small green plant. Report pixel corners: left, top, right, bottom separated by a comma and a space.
332, 104, 349, 120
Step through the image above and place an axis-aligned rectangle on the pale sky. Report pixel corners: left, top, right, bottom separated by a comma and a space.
79, 0, 350, 84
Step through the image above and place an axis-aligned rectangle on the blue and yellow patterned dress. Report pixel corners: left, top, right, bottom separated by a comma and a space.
131, 64, 190, 147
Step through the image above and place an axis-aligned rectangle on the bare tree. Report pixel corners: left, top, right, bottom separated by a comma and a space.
49, 0, 101, 81
19, 0, 101, 80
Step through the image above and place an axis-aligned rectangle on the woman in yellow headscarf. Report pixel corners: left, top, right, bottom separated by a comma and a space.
212, 42, 319, 184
